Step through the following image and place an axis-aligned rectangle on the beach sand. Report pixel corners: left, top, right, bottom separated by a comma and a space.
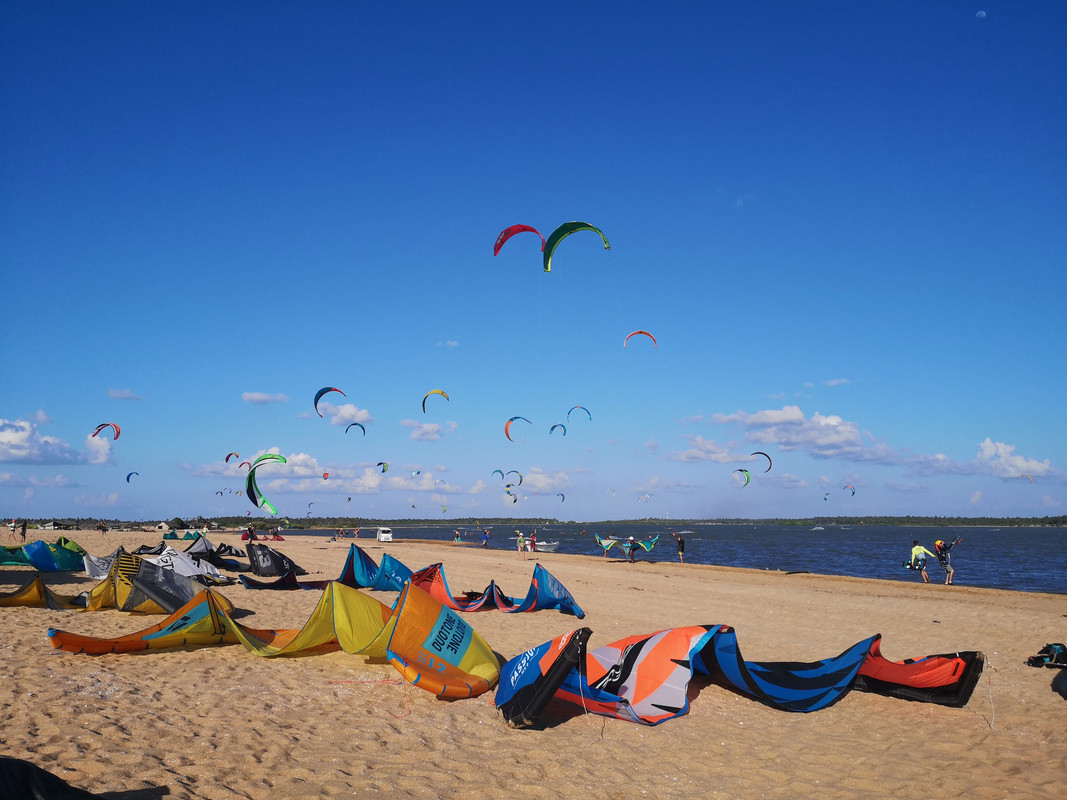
1, 529, 1063, 799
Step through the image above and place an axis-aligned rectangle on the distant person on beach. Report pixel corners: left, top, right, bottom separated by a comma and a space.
453, 530, 462, 543
97, 520, 107, 535
481, 529, 489, 548
529, 532, 537, 552
626, 536, 637, 563
935, 538, 962, 585
19, 519, 27, 542
910, 540, 936, 583
675, 533, 685, 563
515, 531, 526, 560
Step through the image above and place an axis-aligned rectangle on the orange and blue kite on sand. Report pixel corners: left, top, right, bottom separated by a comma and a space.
408, 562, 585, 618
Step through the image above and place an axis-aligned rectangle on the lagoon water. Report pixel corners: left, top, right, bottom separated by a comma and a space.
285, 523, 1064, 595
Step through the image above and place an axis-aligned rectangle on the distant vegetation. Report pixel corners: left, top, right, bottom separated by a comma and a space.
27, 514, 1067, 529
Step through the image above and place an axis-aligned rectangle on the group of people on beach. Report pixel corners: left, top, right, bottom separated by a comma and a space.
909, 537, 962, 584
6, 519, 27, 542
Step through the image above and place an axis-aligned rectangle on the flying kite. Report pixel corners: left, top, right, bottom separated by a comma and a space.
245, 453, 287, 516
323, 473, 329, 480
550, 424, 567, 436
314, 387, 346, 418
492, 469, 504, 480
567, 405, 592, 422
733, 469, 751, 487
824, 492, 831, 501
557, 493, 565, 502
422, 389, 449, 413
225, 452, 239, 463
92, 423, 120, 440
506, 470, 523, 486
125, 472, 138, 483
504, 416, 532, 442
377, 462, 389, 473
238, 461, 252, 470
543, 222, 610, 273
345, 423, 366, 436
623, 330, 657, 349
411, 470, 422, 478
1018, 474, 1033, 483
494, 224, 546, 256
751, 452, 772, 472
844, 484, 856, 496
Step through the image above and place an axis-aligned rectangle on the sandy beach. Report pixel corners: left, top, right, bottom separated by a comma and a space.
1, 529, 1063, 799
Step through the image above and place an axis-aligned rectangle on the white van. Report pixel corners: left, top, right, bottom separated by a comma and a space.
376, 527, 393, 542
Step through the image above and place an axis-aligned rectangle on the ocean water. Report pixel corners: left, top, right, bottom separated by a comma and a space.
283, 523, 1065, 595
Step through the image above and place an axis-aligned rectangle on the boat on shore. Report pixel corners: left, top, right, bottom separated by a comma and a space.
531, 541, 560, 552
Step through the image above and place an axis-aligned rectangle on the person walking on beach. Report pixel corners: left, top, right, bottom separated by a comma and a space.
515, 531, 526, 560
626, 536, 637, 564
675, 532, 685, 564
935, 537, 962, 585
910, 540, 936, 583
529, 532, 537, 552
19, 519, 27, 542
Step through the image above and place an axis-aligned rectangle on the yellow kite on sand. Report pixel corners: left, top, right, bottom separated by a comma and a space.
48, 582, 500, 698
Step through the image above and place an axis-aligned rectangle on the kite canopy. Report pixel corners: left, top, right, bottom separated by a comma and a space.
751, 451, 772, 472
567, 405, 592, 422
494, 224, 545, 256
623, 329, 657, 349
245, 453, 287, 515
313, 386, 346, 418
345, 422, 366, 436
543, 222, 610, 272
422, 389, 449, 413
92, 422, 120, 440
733, 469, 751, 487
48, 582, 501, 698
496, 627, 985, 727
504, 416, 531, 442
408, 562, 584, 618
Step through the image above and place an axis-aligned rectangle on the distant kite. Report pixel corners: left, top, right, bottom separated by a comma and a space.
92, 422, 121, 440
567, 405, 592, 422
494, 224, 545, 256
506, 470, 523, 486
377, 462, 389, 473
623, 330, 657, 349
550, 424, 567, 436
422, 389, 449, 413
543, 222, 610, 273
225, 452, 239, 463
345, 422, 366, 436
733, 469, 751, 487
1018, 474, 1033, 483
504, 416, 532, 442
245, 453, 287, 516
323, 473, 329, 480
843, 484, 856, 496
314, 387, 346, 418
751, 452, 772, 472
126, 472, 138, 483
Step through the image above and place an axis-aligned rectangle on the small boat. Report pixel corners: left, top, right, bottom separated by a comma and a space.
376, 527, 393, 542
810, 526, 825, 531
531, 541, 560, 553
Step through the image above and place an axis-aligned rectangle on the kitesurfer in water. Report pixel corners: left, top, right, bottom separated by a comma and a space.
910, 541, 936, 583
935, 538, 962, 585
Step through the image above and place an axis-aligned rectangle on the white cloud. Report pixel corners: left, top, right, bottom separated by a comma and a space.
1041, 495, 1061, 508
970, 491, 983, 505
85, 433, 112, 465
33, 409, 51, 424
242, 392, 289, 404
108, 388, 144, 400
401, 419, 450, 441
0, 419, 83, 464
975, 438, 1052, 478
667, 435, 735, 463
325, 403, 372, 428
824, 378, 851, 387
74, 491, 120, 507
468, 479, 487, 495
518, 468, 570, 492
711, 405, 899, 463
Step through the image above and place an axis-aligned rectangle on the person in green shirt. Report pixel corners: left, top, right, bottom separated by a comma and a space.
910, 541, 936, 583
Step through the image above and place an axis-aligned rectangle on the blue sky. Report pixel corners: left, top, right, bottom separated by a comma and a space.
2, 2, 1064, 523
